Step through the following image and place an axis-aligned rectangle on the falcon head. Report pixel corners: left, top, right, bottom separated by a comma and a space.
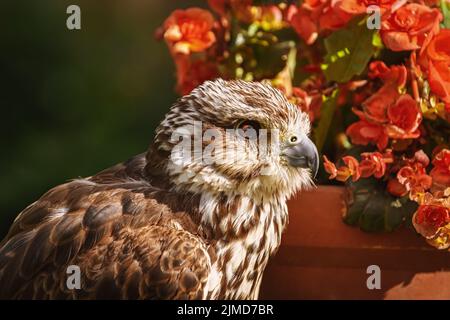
152, 79, 318, 201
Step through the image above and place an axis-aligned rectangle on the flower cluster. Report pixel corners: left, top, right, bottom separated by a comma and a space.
159, 0, 450, 249
318, 0, 450, 247
157, 1, 324, 114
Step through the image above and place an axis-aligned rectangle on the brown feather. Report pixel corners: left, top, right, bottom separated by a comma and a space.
0, 79, 313, 299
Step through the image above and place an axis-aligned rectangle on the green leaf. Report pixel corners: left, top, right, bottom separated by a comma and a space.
285, 42, 297, 80
322, 18, 377, 83
441, 0, 450, 28
252, 40, 296, 80
384, 200, 405, 232
384, 197, 417, 231
344, 191, 370, 225
313, 89, 339, 153
344, 178, 418, 233
372, 32, 383, 49
224, 28, 296, 80
359, 192, 386, 232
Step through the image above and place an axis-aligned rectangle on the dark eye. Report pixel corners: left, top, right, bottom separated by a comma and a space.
235, 120, 261, 140
236, 120, 261, 133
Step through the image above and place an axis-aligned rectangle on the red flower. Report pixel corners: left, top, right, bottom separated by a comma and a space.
419, 29, 450, 106
430, 149, 450, 189
284, 4, 299, 22
368, 60, 390, 79
343, 156, 361, 181
346, 119, 389, 150
290, 7, 319, 44
386, 94, 422, 139
323, 155, 360, 182
333, 0, 399, 16
414, 205, 450, 236
360, 62, 407, 124
323, 155, 338, 179
163, 8, 216, 55
387, 178, 408, 197
255, 5, 284, 26
290, 87, 321, 122
416, 205, 449, 228
208, 0, 254, 22
413, 149, 430, 167
381, 4, 442, 52
432, 149, 450, 172
175, 56, 218, 95
397, 163, 432, 195
292, 0, 403, 45
359, 152, 387, 178
290, 0, 353, 44
207, 0, 229, 16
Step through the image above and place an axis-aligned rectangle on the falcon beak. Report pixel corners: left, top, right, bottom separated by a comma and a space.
281, 134, 319, 178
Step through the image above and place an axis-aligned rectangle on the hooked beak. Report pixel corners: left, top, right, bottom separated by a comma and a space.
281, 135, 319, 178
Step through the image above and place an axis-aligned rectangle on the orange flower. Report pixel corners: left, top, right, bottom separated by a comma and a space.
430, 149, 450, 189
381, 3, 442, 52
323, 155, 360, 182
346, 119, 389, 150
385, 94, 422, 139
419, 29, 450, 106
163, 8, 216, 55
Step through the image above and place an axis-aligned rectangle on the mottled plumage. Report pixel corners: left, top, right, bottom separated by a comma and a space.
0, 79, 318, 299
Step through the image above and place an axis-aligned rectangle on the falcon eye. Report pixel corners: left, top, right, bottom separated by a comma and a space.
236, 120, 261, 133
236, 120, 261, 139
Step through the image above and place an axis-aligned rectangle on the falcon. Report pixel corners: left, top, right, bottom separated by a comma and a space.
0, 79, 318, 299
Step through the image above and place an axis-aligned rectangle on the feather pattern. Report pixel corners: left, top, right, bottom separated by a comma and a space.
0, 80, 314, 299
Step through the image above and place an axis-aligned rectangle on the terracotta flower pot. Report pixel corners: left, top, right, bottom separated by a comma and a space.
259, 186, 450, 300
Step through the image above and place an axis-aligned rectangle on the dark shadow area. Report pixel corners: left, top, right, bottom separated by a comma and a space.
0, 0, 204, 239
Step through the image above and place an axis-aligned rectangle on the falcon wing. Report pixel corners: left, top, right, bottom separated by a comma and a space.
0, 178, 211, 299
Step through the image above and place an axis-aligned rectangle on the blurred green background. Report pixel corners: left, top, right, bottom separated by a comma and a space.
0, 0, 204, 238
